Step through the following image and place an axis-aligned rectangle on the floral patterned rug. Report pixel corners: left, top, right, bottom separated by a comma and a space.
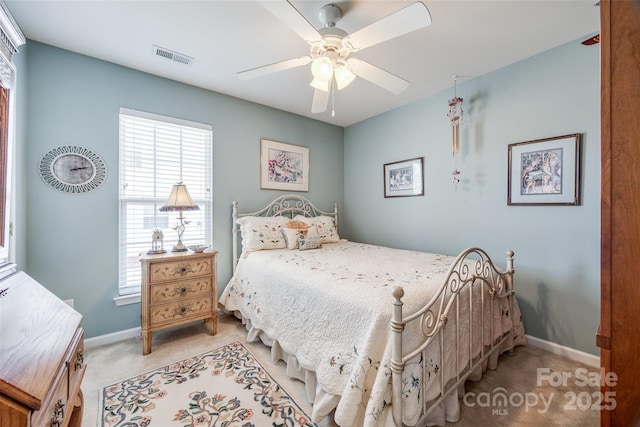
100, 341, 316, 427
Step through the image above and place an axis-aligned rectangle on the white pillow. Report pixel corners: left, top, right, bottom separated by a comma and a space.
293, 215, 340, 243
236, 216, 288, 252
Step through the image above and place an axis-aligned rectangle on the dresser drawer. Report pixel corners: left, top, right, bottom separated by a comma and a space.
149, 257, 213, 283
149, 297, 213, 327
150, 277, 212, 305
31, 365, 68, 427
67, 329, 85, 401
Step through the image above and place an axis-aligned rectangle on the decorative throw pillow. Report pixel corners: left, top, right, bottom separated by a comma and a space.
236, 216, 288, 252
285, 220, 309, 231
298, 227, 322, 250
281, 220, 310, 249
282, 228, 303, 250
282, 223, 321, 250
293, 215, 340, 243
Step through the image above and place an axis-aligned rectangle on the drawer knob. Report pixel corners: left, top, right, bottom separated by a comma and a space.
75, 351, 85, 371
180, 287, 187, 294
180, 307, 187, 314
50, 399, 65, 427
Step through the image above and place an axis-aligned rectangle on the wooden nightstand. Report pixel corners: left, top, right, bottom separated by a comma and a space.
139, 250, 218, 355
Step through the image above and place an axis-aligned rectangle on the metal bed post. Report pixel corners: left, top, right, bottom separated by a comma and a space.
232, 200, 239, 273
390, 286, 405, 427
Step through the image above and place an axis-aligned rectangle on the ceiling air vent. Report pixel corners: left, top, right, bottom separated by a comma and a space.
152, 45, 194, 66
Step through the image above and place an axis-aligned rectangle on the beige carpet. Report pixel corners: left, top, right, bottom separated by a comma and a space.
82, 312, 600, 426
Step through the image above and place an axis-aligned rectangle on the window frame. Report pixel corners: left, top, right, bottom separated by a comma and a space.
118, 108, 213, 297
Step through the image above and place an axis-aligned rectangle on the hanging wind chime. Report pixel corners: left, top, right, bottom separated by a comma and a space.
447, 77, 463, 189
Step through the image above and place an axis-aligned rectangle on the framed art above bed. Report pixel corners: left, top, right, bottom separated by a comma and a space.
260, 138, 309, 192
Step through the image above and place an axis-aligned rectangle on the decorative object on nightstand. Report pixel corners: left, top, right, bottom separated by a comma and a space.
159, 182, 199, 252
188, 244, 209, 253
147, 228, 166, 255
139, 250, 218, 355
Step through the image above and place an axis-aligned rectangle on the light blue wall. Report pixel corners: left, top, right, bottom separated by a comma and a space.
17, 41, 344, 338
15, 37, 600, 355
343, 38, 600, 355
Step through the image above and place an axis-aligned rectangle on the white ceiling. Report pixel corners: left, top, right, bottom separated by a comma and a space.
5, 0, 599, 127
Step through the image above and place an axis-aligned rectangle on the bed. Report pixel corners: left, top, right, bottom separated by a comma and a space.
219, 194, 526, 427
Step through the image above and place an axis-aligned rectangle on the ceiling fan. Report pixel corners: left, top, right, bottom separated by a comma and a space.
236, 1, 432, 115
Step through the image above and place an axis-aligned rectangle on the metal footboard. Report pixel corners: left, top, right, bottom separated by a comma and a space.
390, 248, 516, 426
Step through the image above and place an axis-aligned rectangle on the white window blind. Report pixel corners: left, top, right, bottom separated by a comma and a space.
119, 108, 213, 296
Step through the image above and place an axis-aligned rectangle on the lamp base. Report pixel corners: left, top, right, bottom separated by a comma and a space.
172, 239, 188, 252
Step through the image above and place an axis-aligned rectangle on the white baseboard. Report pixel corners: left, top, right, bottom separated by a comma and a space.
85, 326, 141, 350
525, 334, 600, 368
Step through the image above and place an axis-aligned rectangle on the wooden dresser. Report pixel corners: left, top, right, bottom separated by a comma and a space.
140, 250, 218, 355
0, 270, 85, 427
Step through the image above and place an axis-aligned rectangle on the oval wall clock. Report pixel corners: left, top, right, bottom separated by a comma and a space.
39, 145, 107, 194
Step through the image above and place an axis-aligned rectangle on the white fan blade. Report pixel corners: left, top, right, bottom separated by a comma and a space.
260, 0, 324, 45
349, 58, 409, 94
237, 56, 311, 80
343, 2, 432, 51
311, 88, 329, 114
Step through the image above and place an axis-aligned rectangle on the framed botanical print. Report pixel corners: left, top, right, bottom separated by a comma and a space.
260, 138, 309, 192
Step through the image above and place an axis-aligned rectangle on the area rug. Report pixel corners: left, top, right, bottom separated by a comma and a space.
100, 341, 316, 427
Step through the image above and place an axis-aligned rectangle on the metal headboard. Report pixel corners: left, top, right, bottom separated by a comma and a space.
232, 194, 338, 271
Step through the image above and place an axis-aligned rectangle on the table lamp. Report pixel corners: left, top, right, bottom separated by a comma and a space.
159, 182, 200, 252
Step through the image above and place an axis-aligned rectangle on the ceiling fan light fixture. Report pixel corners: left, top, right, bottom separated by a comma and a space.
310, 77, 330, 92
311, 56, 334, 81
334, 63, 356, 90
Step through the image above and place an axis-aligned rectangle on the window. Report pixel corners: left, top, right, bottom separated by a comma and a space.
119, 108, 213, 296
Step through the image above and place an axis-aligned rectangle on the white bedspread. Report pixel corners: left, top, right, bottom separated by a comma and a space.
219, 241, 526, 426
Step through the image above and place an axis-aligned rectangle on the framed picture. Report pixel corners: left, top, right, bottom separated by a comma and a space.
260, 138, 309, 192
508, 133, 581, 206
384, 157, 424, 198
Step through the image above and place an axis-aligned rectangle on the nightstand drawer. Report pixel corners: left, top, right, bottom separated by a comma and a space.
150, 278, 212, 305
149, 257, 213, 283
149, 297, 213, 327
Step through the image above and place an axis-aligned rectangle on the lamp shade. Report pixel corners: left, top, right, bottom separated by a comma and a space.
334, 63, 356, 90
159, 182, 200, 212
311, 57, 333, 81
309, 77, 330, 92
